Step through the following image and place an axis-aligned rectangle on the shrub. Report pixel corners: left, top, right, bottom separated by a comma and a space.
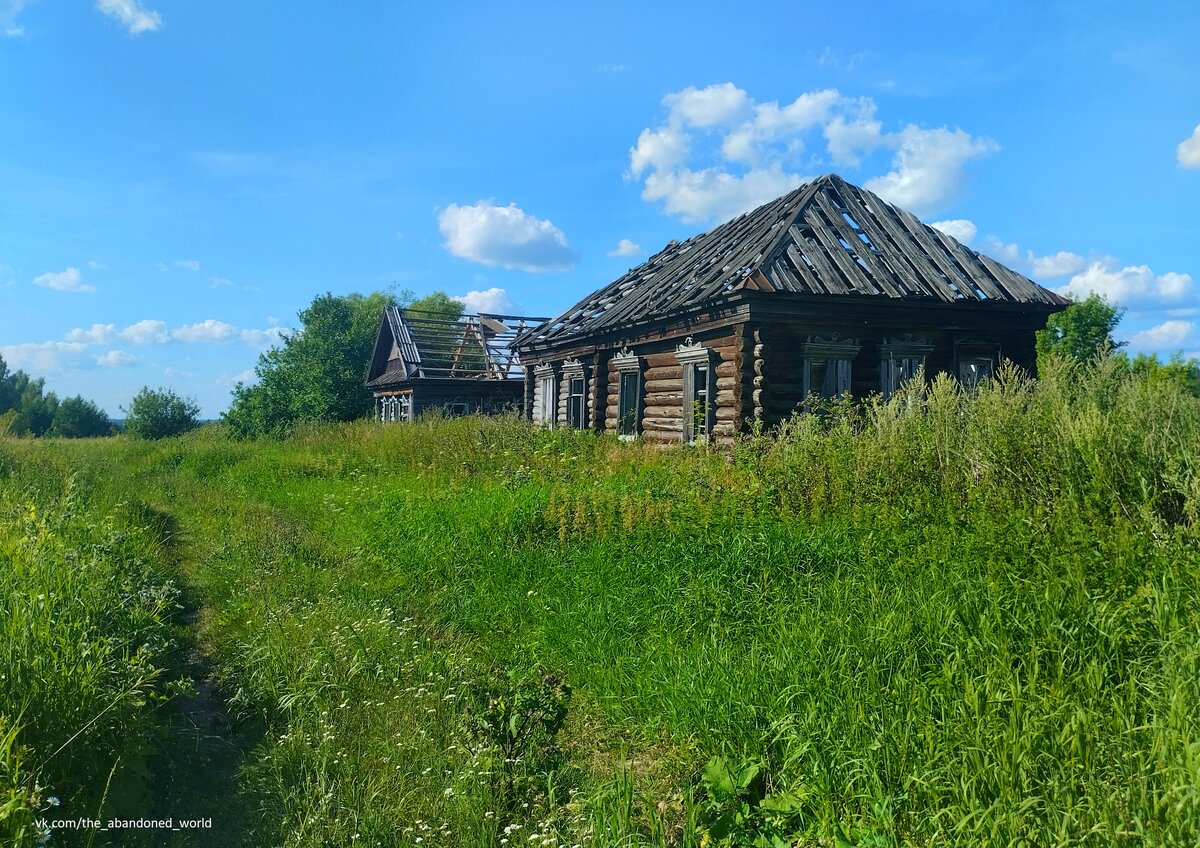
122, 387, 201, 439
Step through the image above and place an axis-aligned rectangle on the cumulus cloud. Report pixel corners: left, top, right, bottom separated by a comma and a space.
95, 0, 161, 34
1129, 320, 1195, 349
121, 319, 170, 345
1029, 251, 1088, 279
33, 267, 95, 293
930, 219, 977, 245
608, 238, 644, 257
863, 126, 998, 215
95, 349, 139, 367
438, 202, 579, 272
172, 319, 236, 342
979, 238, 1090, 280
174, 259, 201, 272
628, 83, 997, 223
1059, 260, 1192, 305
1177, 124, 1200, 169
240, 327, 286, 347
452, 287, 518, 314
65, 323, 118, 344
0, 341, 87, 374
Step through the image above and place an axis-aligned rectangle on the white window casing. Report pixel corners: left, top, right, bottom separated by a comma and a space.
676, 338, 715, 442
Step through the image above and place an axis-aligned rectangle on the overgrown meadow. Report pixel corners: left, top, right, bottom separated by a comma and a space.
2, 357, 1198, 847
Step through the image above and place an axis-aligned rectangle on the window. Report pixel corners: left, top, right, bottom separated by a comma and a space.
567, 378, 585, 428
618, 372, 639, 437
957, 357, 994, 387
676, 338, 714, 443
953, 340, 997, 389
562, 359, 588, 430
535, 366, 556, 427
613, 348, 642, 439
445, 402, 470, 416
880, 336, 933, 399
799, 336, 860, 404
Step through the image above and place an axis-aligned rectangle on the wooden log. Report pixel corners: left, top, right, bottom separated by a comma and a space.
643, 378, 684, 393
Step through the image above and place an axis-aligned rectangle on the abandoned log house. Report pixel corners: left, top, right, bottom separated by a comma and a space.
513, 173, 1070, 444
366, 307, 548, 422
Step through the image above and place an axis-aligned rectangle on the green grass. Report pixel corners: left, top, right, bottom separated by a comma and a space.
2, 357, 1199, 846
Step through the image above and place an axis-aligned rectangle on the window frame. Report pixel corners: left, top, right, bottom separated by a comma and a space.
534, 363, 557, 428
880, 336, 934, 399
562, 359, 589, 430
798, 335, 860, 406
676, 339, 715, 443
613, 348, 642, 440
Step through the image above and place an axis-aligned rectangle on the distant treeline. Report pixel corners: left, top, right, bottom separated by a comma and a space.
0, 354, 113, 437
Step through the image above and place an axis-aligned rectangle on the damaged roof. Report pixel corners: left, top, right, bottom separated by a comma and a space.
516, 173, 1069, 348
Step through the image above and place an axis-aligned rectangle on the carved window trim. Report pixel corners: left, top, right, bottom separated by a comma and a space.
613, 348, 642, 440
880, 335, 933, 399
676, 338, 715, 443
562, 358, 589, 430
798, 334, 860, 401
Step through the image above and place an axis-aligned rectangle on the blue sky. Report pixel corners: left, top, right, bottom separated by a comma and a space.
2, 0, 1198, 416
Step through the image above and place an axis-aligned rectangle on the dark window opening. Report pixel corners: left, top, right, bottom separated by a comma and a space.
618, 371, 639, 437
567, 377, 586, 429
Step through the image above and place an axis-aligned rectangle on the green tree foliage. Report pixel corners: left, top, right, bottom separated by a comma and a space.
49, 396, 115, 438
405, 290, 465, 319
1122, 352, 1200, 397
223, 291, 395, 438
0, 354, 112, 437
1036, 293, 1125, 365
122, 387, 201, 439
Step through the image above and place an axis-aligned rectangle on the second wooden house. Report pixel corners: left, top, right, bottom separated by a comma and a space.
513, 174, 1069, 443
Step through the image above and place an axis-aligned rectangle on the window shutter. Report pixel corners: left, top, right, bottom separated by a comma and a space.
681, 363, 695, 441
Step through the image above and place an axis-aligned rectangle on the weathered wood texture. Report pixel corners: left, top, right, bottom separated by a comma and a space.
515, 174, 1067, 353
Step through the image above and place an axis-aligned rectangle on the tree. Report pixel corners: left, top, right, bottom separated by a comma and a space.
49, 396, 114, 438
122, 387, 201, 439
1036, 293, 1125, 366
223, 290, 395, 438
406, 290, 465, 319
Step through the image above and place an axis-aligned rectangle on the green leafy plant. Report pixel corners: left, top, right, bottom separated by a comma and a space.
695, 756, 807, 848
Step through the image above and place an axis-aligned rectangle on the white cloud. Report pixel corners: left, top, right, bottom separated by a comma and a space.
979, 237, 1091, 280
215, 368, 257, 387
608, 238, 644, 257
663, 83, 753, 128
438, 202, 579, 272
629, 83, 996, 223
2, 0, 31, 36
33, 267, 96, 293
1177, 124, 1200, 169
121, 319, 170, 345
1129, 320, 1195, 350
95, 0, 161, 34
87, 260, 106, 270
174, 259, 200, 272
863, 126, 998, 216
209, 276, 233, 288
1030, 251, 1088, 279
95, 349, 139, 367
452, 287, 518, 314
0, 341, 87, 374
930, 219, 977, 245
173, 319, 236, 342
240, 327, 286, 347
65, 323, 118, 344
1059, 260, 1193, 305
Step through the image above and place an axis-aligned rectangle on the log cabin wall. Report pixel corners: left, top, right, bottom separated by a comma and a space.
596, 328, 742, 445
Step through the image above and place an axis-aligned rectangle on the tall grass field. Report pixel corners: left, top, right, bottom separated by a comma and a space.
2, 359, 1198, 847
